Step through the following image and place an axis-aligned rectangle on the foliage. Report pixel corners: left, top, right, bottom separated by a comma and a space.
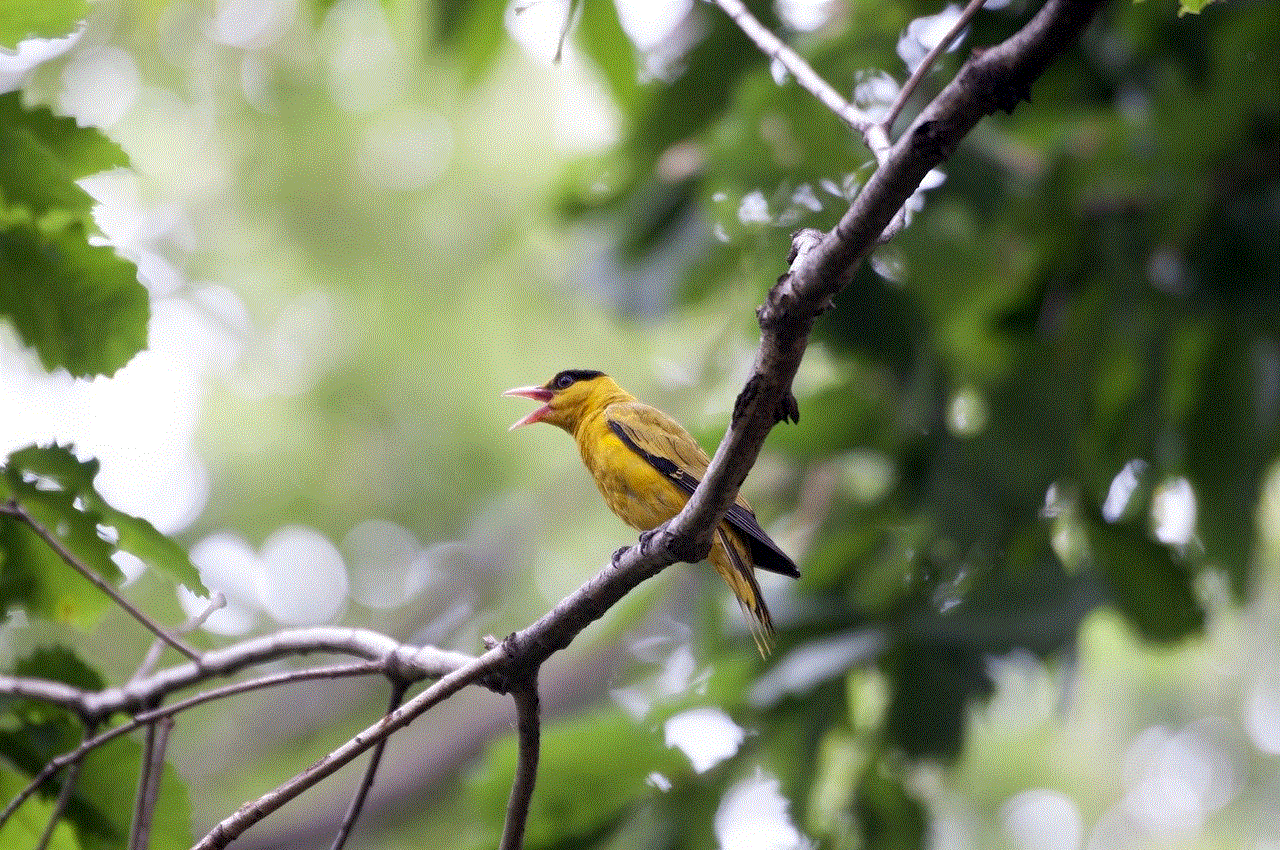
0, 93, 146, 378
0, 1, 88, 50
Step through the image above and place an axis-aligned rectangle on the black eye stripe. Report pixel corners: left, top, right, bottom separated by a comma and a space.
549, 369, 605, 390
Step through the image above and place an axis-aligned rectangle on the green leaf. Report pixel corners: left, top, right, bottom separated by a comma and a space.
0, 445, 207, 626
0, 482, 120, 628
14, 646, 106, 693
577, 0, 640, 112
1177, 0, 1215, 14
881, 643, 991, 761
430, 0, 511, 84
1086, 517, 1204, 643
8, 445, 206, 594
0, 93, 129, 227
0, 222, 148, 377
854, 756, 926, 850
0, 724, 194, 850
0, 0, 89, 49
1182, 326, 1278, 600
468, 708, 687, 848
95, 505, 206, 595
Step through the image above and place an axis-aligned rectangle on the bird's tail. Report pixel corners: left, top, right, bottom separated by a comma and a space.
711, 527, 774, 657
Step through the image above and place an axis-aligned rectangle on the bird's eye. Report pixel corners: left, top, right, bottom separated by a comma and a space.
554, 374, 575, 389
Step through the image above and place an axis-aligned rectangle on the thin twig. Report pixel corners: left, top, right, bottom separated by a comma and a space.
0, 500, 199, 661
0, 661, 387, 828
34, 725, 92, 850
132, 592, 226, 685
129, 714, 173, 850
498, 677, 542, 850
882, 0, 989, 131
329, 678, 411, 850
710, 0, 892, 160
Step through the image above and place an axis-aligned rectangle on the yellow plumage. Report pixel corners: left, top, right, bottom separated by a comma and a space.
505, 370, 799, 655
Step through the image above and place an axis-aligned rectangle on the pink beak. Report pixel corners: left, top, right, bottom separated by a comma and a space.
503, 386, 554, 430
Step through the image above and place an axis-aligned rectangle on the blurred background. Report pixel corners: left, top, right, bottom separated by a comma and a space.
1, 0, 1277, 848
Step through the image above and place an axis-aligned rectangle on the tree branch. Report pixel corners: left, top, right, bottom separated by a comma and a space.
710, 0, 892, 161
498, 676, 541, 850
35, 727, 89, 850
0, 627, 473, 723
129, 713, 173, 850
193, 642, 514, 849
883, 0, 989, 132
1, 661, 387, 828
5, 5, 1110, 843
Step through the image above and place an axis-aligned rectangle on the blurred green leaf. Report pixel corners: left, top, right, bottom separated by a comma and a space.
0, 93, 128, 227
13, 646, 106, 693
73, 736, 193, 850
430, 0, 512, 83
1086, 516, 1204, 643
0, 222, 147, 378
0, 720, 194, 850
1178, 0, 1216, 15
468, 708, 688, 849
854, 757, 926, 850
577, 0, 640, 112
0, 0, 88, 49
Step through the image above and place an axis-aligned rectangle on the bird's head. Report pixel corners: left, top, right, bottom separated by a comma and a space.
504, 369, 619, 432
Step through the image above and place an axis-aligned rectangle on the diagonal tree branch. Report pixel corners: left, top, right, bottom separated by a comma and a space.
884, 0, 989, 132
672, 0, 1110, 565
711, 0, 893, 160
193, 641, 515, 849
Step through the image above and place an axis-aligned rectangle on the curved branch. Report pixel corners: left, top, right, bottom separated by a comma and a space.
883, 0, 989, 132
0, 627, 474, 722
676, 0, 1109, 563
498, 676, 542, 850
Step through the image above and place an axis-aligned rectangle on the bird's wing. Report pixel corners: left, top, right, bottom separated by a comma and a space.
606, 403, 800, 579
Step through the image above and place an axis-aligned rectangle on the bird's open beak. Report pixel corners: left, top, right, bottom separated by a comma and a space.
503, 386, 554, 430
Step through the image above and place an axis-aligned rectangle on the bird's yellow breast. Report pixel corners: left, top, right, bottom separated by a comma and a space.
572, 405, 691, 532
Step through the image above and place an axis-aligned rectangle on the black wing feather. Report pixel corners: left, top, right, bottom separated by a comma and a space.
607, 419, 800, 579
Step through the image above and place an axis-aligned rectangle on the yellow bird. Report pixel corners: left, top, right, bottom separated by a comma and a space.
504, 369, 799, 654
